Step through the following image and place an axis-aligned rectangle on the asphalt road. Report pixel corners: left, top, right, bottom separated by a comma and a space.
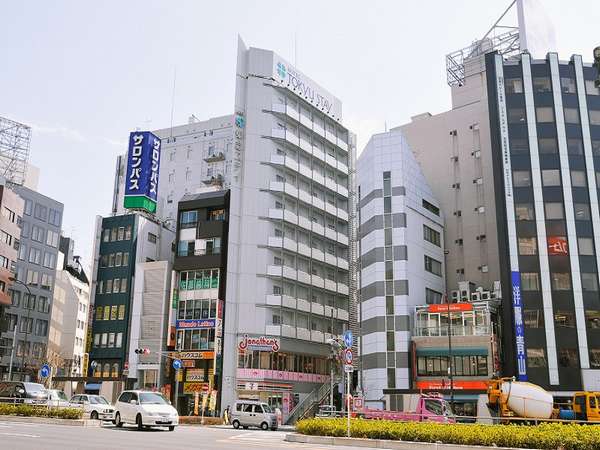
0, 421, 363, 450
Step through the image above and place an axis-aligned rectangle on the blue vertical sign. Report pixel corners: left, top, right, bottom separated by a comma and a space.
511, 271, 527, 381
124, 131, 161, 213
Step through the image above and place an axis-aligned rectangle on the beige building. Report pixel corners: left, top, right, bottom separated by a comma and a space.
0, 178, 23, 309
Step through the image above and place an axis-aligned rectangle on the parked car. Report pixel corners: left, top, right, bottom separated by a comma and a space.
69, 394, 115, 420
114, 390, 178, 431
46, 389, 70, 407
0, 381, 48, 404
230, 400, 278, 431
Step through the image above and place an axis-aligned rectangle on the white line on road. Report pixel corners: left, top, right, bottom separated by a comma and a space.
0, 432, 40, 438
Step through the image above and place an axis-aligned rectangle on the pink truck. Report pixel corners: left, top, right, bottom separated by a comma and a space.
353, 393, 456, 423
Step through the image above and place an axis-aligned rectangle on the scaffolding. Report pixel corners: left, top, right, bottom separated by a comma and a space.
0, 116, 31, 185
446, 0, 521, 87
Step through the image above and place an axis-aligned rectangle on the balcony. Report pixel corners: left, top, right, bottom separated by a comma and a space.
312, 274, 325, 289
313, 148, 326, 162
282, 325, 296, 338
299, 139, 312, 153
324, 305, 334, 318
325, 279, 337, 292
325, 131, 337, 146
271, 103, 286, 114
298, 216, 312, 232
337, 233, 349, 246
298, 242, 311, 258
300, 115, 312, 129
313, 172, 325, 185
266, 325, 281, 336
202, 173, 224, 186
325, 202, 337, 216
337, 185, 348, 198
338, 162, 349, 175
270, 154, 285, 166
283, 295, 296, 309
337, 208, 349, 222
298, 163, 312, 179
312, 222, 324, 236
337, 283, 349, 296
298, 189, 312, 205
297, 270, 311, 284
204, 151, 225, 163
325, 227, 337, 241
268, 208, 283, 220
338, 140, 349, 152
325, 253, 337, 266
267, 237, 283, 249
337, 257, 349, 271
312, 248, 325, 262
312, 196, 325, 210
337, 309, 349, 321
314, 123, 325, 137
311, 330, 324, 343
271, 128, 285, 140
325, 154, 337, 168
297, 328, 310, 341
325, 178, 337, 192
312, 302, 324, 316
297, 298, 311, 312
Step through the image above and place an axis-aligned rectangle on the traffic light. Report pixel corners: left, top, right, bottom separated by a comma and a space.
134, 348, 151, 355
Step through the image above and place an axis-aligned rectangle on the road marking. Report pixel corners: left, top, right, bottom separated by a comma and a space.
0, 432, 40, 438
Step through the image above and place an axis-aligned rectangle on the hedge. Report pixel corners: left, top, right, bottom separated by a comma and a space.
297, 418, 600, 450
0, 404, 83, 419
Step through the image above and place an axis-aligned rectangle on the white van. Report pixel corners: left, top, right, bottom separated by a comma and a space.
231, 400, 277, 430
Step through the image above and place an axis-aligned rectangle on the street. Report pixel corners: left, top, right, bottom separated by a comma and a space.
0, 421, 363, 450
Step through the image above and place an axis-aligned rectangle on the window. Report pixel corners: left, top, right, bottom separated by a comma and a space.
118, 305, 125, 320
148, 233, 157, 244
116, 333, 123, 348
567, 138, 583, 155
422, 200, 439, 216
586, 310, 600, 329
28, 247, 41, 265
564, 108, 580, 124
555, 310, 576, 327
541, 169, 561, 187
590, 110, 600, 126
123, 252, 129, 266
23, 199, 32, 216
561, 77, 576, 94
96, 306, 103, 320
110, 228, 117, 241
106, 279, 113, 293
110, 305, 118, 320
31, 225, 44, 243
586, 79, 600, 96
48, 209, 61, 227
102, 229, 110, 242
417, 355, 488, 377
115, 252, 122, 267
536, 107, 555, 123
538, 137, 558, 154
545, 203, 564, 220
35, 319, 48, 336
511, 138, 529, 153
593, 140, 600, 156
508, 108, 526, 123
425, 288, 442, 305
571, 170, 587, 187
424, 255, 442, 276
581, 273, 599, 291
209, 209, 226, 221
117, 227, 125, 240
551, 273, 571, 291
125, 225, 132, 240
505, 78, 523, 94
558, 348, 579, 368
120, 278, 127, 293
103, 307, 110, 321
579, 237, 595, 255
46, 230, 59, 247
423, 225, 441, 247
108, 254, 115, 267
26, 270, 39, 285
533, 77, 552, 93
521, 272, 540, 291
518, 237, 537, 255
515, 203, 535, 220
574, 203, 591, 220
527, 348, 547, 368
41, 273, 53, 290
524, 309, 544, 328
33, 204, 48, 221
513, 171, 531, 187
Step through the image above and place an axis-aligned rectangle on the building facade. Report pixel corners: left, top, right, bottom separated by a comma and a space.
0, 185, 63, 380
220, 39, 355, 418
357, 130, 445, 408
48, 237, 90, 376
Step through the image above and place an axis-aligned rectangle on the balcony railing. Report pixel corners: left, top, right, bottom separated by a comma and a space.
413, 325, 492, 337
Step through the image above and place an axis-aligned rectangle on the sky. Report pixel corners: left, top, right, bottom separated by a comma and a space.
1, 0, 599, 265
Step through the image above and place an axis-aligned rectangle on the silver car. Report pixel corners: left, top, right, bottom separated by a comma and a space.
231, 400, 277, 431
69, 394, 115, 421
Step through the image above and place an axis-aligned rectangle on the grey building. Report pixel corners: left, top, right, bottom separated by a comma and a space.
0, 185, 63, 380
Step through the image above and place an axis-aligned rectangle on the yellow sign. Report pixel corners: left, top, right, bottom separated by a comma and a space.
183, 382, 209, 394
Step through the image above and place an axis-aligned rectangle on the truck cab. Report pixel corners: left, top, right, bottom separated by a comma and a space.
573, 392, 600, 422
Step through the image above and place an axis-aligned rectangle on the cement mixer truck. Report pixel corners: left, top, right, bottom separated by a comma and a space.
487, 377, 600, 422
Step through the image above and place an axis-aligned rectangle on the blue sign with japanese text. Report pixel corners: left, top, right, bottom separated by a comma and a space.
511, 271, 527, 381
124, 131, 161, 213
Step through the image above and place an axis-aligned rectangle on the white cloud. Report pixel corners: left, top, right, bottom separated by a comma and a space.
30, 122, 87, 142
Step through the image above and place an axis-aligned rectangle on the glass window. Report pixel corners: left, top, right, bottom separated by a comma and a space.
513, 171, 531, 187
591, 350, 600, 369
424, 255, 442, 276
582, 273, 599, 292
571, 170, 587, 187
521, 272, 540, 291
542, 169, 561, 187
586, 311, 600, 329
579, 237, 595, 256
527, 348, 547, 368
506, 78, 524, 94
551, 273, 571, 291
558, 349, 579, 368
518, 237, 537, 255
574, 203, 591, 220
561, 77, 576, 94
592, 140, 600, 156
125, 225, 132, 240
567, 138, 583, 155
586, 79, 600, 96
508, 108, 527, 123
564, 108, 580, 124
536, 107, 555, 123
545, 203, 564, 220
524, 309, 544, 328
538, 137, 558, 154
118, 305, 125, 320
515, 203, 535, 220
589, 110, 600, 126
533, 77, 552, 93
425, 288, 442, 305
510, 138, 529, 153
555, 310, 576, 327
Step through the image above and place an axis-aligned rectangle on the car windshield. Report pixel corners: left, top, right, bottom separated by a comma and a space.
53, 391, 68, 401
90, 396, 109, 405
262, 404, 272, 413
23, 383, 45, 393
139, 392, 168, 405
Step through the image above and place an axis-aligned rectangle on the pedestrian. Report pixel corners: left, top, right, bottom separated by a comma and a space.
223, 405, 230, 425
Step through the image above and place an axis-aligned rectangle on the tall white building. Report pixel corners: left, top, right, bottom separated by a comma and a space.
357, 130, 445, 408
220, 38, 355, 419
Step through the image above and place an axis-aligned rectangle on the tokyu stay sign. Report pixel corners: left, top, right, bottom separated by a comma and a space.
124, 131, 161, 213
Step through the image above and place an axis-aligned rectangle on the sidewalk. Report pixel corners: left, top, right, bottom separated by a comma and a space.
211, 423, 295, 431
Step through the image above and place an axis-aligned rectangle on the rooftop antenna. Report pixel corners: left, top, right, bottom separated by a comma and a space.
170, 67, 177, 137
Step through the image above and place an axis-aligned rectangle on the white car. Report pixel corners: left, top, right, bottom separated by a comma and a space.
69, 394, 115, 421
114, 390, 178, 431
45, 389, 70, 407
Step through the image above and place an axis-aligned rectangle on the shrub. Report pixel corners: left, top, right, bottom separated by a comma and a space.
296, 418, 600, 450
0, 404, 83, 419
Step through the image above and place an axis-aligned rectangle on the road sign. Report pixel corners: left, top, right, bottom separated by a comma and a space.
344, 364, 354, 373
40, 364, 51, 378
172, 359, 183, 370
343, 349, 353, 365
343, 330, 353, 348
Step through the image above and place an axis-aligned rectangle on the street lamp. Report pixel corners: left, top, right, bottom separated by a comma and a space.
9, 277, 32, 381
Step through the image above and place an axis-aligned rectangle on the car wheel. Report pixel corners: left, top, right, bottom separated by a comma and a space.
115, 412, 123, 428
91, 411, 98, 420
136, 414, 144, 431
260, 422, 269, 431
232, 420, 240, 429
168, 426, 175, 431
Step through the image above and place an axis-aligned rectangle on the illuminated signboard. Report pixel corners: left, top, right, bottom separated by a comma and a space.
124, 131, 161, 213
176, 319, 216, 329
427, 303, 473, 313
547, 236, 568, 255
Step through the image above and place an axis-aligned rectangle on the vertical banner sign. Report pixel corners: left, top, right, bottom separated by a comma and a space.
124, 131, 161, 213
232, 112, 245, 185
511, 272, 527, 381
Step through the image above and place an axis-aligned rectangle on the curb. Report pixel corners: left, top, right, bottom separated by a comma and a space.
0, 415, 101, 427
285, 433, 537, 450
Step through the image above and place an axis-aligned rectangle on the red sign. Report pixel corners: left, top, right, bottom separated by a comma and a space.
427, 303, 473, 313
344, 349, 353, 365
415, 380, 488, 390
238, 334, 280, 352
547, 236, 568, 256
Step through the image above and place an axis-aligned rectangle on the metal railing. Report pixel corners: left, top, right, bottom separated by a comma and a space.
413, 325, 491, 337
285, 382, 331, 425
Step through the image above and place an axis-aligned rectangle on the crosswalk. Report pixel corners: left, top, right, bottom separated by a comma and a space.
218, 430, 307, 448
